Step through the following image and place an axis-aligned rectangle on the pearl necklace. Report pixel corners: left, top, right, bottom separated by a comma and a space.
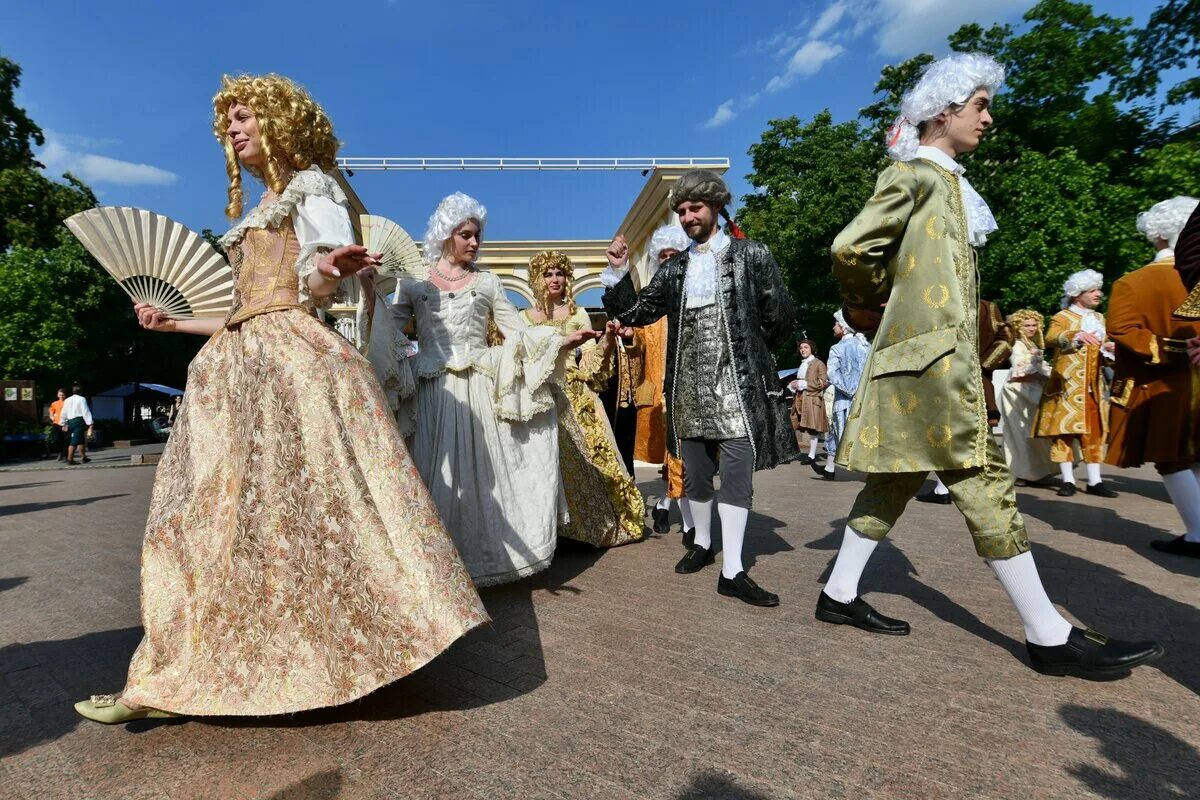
432, 259, 474, 283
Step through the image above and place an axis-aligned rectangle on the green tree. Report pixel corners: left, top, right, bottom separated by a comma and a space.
1122, 0, 1200, 107
0, 57, 43, 170
739, 111, 881, 357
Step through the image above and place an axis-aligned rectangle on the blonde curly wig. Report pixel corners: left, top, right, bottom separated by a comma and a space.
528, 250, 577, 318
212, 74, 340, 220
1007, 308, 1045, 349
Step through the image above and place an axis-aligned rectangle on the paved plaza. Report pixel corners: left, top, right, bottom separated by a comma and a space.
1, 457, 1198, 799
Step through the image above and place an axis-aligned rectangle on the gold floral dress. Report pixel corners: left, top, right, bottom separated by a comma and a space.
521, 308, 645, 547
119, 168, 488, 716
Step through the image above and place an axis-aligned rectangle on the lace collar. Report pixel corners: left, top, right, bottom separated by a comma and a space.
219, 166, 348, 249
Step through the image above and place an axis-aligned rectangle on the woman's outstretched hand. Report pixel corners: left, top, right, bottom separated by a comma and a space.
317, 245, 382, 281
560, 329, 601, 352
134, 302, 175, 332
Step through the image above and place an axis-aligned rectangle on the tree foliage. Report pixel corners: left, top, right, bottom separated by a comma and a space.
0, 51, 203, 406
740, 0, 1199, 348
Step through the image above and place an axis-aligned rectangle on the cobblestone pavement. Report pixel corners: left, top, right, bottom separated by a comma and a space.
2, 459, 1198, 799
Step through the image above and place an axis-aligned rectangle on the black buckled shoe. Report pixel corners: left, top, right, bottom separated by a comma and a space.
915, 490, 951, 505
1085, 482, 1118, 498
1150, 535, 1200, 559
1057, 482, 1077, 497
717, 572, 779, 607
810, 461, 835, 480
651, 506, 670, 534
1026, 627, 1163, 677
682, 528, 695, 549
674, 545, 714, 574
815, 592, 910, 635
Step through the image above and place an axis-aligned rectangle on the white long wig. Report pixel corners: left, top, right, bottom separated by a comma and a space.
423, 192, 487, 264
887, 52, 1005, 161
1136, 196, 1199, 248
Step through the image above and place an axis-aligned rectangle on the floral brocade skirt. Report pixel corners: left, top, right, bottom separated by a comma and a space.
121, 309, 488, 716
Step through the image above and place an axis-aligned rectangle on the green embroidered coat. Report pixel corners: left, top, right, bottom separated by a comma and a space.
830, 158, 991, 473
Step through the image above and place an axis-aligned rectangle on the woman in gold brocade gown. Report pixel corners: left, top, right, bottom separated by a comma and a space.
74, 74, 487, 724
520, 251, 646, 547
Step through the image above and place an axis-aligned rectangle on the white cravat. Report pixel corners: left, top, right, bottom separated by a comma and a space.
684, 228, 729, 309
916, 146, 997, 247
1154, 248, 1175, 262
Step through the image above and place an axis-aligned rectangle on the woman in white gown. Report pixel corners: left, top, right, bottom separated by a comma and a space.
386, 193, 597, 586
1000, 309, 1057, 483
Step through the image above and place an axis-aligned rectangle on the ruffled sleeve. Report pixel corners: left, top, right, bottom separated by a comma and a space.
293, 192, 354, 311
485, 275, 567, 423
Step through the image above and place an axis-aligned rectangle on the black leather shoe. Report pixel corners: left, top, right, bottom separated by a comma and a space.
717, 572, 779, 607
682, 528, 695, 549
1057, 482, 1077, 497
815, 592, 910, 635
1151, 536, 1200, 559
651, 507, 670, 534
798, 455, 814, 466
915, 490, 951, 505
674, 545, 714, 574
810, 461, 835, 480
1085, 482, 1118, 498
1026, 627, 1163, 677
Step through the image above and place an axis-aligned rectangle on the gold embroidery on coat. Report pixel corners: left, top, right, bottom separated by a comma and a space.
926, 424, 953, 447
889, 391, 919, 415
922, 285, 950, 308
859, 426, 881, 448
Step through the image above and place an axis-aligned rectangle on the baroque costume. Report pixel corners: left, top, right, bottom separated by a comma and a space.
604, 170, 797, 607
119, 168, 487, 715
822, 310, 869, 478
816, 52, 1163, 678
521, 305, 645, 547
997, 314, 1057, 482
1112, 197, 1200, 556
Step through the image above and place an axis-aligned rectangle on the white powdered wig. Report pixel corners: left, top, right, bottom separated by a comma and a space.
1136, 196, 1199, 248
1061, 268, 1105, 309
833, 308, 856, 336
886, 52, 1006, 161
423, 192, 488, 264
647, 224, 690, 261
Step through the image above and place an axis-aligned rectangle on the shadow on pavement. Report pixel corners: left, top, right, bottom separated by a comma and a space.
0, 576, 28, 593
1018, 492, 1200, 579
263, 768, 343, 799
1060, 704, 1200, 799
678, 771, 772, 799
806, 522, 1025, 661
0, 481, 62, 492
0, 494, 129, 518
1032, 542, 1197, 697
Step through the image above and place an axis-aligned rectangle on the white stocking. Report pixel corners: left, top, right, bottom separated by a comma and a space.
690, 499, 714, 550
678, 497, 695, 531
987, 551, 1072, 646
1162, 468, 1200, 541
717, 503, 748, 579
823, 525, 879, 604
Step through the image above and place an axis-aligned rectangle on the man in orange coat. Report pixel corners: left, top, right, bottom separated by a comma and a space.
1109, 197, 1200, 558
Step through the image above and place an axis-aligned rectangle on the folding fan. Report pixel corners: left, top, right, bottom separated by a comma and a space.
65, 207, 234, 319
360, 214, 426, 281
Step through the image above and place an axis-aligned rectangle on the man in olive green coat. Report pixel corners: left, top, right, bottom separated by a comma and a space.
814, 52, 1162, 679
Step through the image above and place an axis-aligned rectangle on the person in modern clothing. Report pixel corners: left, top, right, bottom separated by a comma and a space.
61, 385, 93, 465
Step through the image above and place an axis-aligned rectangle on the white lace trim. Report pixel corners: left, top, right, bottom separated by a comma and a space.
684, 229, 728, 309
218, 167, 348, 250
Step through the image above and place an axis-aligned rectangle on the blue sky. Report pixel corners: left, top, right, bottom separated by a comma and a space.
0, 0, 1176, 243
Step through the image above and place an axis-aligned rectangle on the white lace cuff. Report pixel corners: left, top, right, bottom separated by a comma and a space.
599, 265, 629, 289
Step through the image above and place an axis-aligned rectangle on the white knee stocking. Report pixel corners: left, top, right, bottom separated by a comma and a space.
1085, 462, 1103, 486
717, 503, 748, 579
987, 551, 1072, 646
690, 499, 714, 550
1059, 462, 1075, 484
678, 497, 695, 531
1162, 468, 1200, 541
823, 525, 879, 604
808, 438, 819, 459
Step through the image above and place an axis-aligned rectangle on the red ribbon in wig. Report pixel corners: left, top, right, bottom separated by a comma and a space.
720, 208, 746, 239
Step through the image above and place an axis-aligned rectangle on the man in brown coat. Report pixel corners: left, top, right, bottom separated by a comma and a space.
1111, 197, 1200, 557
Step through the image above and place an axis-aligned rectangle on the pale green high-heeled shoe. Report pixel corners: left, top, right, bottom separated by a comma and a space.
74, 694, 181, 724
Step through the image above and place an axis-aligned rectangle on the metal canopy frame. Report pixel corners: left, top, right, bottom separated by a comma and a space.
336, 156, 730, 172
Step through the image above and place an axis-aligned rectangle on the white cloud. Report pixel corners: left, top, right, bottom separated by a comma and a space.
765, 40, 846, 92
809, 1, 848, 40
869, 0, 1033, 56
38, 130, 178, 187
702, 99, 737, 129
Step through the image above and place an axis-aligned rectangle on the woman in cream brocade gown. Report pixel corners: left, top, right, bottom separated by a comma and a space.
520, 251, 645, 548
387, 195, 601, 586
75, 75, 487, 724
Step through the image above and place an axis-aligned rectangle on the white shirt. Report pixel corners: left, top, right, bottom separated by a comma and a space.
915, 146, 998, 247
61, 394, 93, 425
684, 228, 729, 309
1069, 303, 1115, 361
1154, 248, 1175, 262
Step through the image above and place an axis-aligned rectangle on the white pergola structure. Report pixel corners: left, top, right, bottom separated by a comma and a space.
329, 157, 730, 313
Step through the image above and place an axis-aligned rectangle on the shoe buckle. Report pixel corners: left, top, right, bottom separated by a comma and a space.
90, 694, 118, 708
1083, 629, 1108, 646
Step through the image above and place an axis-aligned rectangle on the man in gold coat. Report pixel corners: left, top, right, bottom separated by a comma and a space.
1032, 269, 1118, 498
1109, 197, 1200, 558
815, 52, 1162, 678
